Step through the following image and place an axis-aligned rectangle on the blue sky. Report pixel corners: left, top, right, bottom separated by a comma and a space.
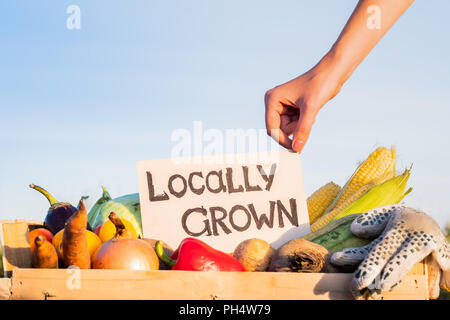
1, 1, 449, 228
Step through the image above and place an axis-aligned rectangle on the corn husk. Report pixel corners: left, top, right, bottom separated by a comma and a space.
332, 166, 412, 221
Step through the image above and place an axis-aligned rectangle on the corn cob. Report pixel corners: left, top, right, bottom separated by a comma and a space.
331, 167, 412, 221
324, 146, 396, 216
307, 182, 341, 224
310, 181, 376, 231
311, 168, 411, 232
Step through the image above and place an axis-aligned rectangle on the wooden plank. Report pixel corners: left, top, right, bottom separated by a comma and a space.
9, 268, 428, 300
0, 220, 43, 277
410, 259, 426, 275
0, 278, 11, 300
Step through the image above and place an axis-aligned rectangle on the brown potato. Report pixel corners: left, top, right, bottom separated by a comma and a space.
233, 238, 275, 272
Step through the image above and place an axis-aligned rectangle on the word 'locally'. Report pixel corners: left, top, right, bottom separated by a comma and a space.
147, 164, 277, 201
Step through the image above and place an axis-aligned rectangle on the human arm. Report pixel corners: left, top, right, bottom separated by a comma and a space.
265, 0, 415, 153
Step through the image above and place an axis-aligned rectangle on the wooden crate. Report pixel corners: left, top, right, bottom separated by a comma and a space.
0, 219, 430, 300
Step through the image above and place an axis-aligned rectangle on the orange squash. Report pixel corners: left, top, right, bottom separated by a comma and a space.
32, 236, 58, 268
53, 228, 102, 260
98, 218, 137, 242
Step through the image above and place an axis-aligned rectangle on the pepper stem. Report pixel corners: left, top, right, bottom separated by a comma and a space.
155, 240, 176, 268
29, 184, 59, 205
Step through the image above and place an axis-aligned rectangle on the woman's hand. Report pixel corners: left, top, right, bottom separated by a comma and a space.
265, 59, 343, 153
265, 0, 414, 154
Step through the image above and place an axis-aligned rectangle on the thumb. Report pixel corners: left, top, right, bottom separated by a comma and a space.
291, 106, 317, 153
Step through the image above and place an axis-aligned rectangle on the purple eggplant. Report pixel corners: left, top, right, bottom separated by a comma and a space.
30, 184, 92, 233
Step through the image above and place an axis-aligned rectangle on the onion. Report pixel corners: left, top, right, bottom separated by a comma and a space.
92, 212, 159, 271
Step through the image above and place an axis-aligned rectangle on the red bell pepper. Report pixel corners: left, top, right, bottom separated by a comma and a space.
155, 237, 245, 271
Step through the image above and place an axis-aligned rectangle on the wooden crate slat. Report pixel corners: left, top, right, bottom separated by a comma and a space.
0, 278, 11, 300
9, 268, 428, 300
0, 220, 44, 277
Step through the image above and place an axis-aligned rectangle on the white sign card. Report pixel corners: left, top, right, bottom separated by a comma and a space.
136, 150, 310, 253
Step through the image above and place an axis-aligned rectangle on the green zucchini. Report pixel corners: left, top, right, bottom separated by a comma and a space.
303, 214, 371, 253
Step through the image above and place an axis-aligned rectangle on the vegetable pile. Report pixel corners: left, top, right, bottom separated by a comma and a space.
27, 185, 158, 271
23, 146, 417, 274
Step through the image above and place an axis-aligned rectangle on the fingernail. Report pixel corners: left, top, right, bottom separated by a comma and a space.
292, 139, 304, 153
